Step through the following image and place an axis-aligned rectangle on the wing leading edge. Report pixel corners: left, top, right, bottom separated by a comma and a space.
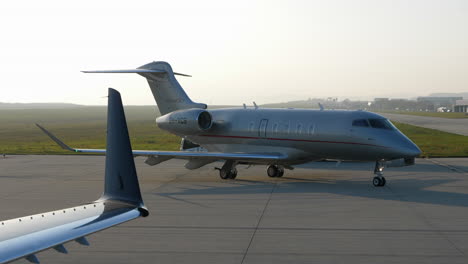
0, 88, 148, 263
35, 124, 287, 163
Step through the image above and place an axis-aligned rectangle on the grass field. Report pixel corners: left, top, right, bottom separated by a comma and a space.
0, 106, 180, 155
392, 122, 468, 157
380, 110, 468, 119
0, 107, 467, 157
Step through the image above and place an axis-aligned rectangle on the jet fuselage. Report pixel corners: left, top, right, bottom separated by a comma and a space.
162, 108, 420, 164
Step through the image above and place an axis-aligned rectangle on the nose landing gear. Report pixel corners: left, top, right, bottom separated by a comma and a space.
267, 165, 285, 178
373, 160, 386, 187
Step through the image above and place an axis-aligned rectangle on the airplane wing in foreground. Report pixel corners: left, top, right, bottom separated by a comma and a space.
36, 124, 287, 166
0, 88, 148, 264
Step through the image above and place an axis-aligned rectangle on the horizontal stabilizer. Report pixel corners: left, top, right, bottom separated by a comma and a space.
83, 61, 199, 115
82, 69, 191, 77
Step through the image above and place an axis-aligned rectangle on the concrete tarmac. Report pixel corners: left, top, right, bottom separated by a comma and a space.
382, 113, 468, 136
1, 155, 468, 264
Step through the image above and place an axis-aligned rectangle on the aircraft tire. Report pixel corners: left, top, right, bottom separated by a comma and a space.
380, 177, 386, 186
278, 167, 284, 177
219, 169, 230, 179
267, 165, 279, 177
372, 177, 383, 187
229, 168, 238, 179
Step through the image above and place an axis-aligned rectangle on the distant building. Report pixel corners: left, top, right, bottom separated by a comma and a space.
454, 100, 468, 113
416, 97, 462, 108
374, 98, 389, 102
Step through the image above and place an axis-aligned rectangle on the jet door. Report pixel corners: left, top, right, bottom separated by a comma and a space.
258, 119, 269, 138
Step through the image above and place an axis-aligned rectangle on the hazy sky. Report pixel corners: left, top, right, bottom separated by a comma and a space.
0, 0, 467, 105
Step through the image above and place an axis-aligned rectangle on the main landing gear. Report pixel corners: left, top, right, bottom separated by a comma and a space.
216, 160, 238, 179
373, 160, 386, 187
267, 165, 284, 178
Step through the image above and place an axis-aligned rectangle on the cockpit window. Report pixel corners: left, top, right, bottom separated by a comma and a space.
368, 119, 395, 130
352, 119, 369, 127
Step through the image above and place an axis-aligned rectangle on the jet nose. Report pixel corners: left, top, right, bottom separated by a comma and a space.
399, 139, 422, 158
403, 144, 421, 157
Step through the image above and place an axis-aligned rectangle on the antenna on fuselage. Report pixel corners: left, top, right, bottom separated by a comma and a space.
243, 103, 247, 109
318, 103, 324, 111
253, 101, 258, 109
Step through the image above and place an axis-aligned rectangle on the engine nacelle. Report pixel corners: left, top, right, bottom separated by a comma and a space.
156, 108, 213, 135
386, 157, 415, 168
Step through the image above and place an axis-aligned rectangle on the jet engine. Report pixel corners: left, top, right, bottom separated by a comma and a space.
156, 108, 213, 135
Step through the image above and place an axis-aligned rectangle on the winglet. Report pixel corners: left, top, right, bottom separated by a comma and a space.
101, 88, 146, 213
35, 123, 76, 152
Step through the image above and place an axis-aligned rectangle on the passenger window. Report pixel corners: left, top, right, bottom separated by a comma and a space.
273, 123, 278, 134
281, 122, 290, 135
249, 122, 255, 132
352, 119, 369, 127
308, 124, 315, 135
297, 123, 302, 134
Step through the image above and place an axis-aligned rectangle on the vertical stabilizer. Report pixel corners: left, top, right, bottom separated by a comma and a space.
102, 88, 144, 207
137, 61, 206, 115
83, 61, 207, 115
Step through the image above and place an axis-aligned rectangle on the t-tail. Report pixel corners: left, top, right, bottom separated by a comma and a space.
83, 61, 207, 115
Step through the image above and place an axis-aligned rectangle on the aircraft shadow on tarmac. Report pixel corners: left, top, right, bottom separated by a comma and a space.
297, 161, 468, 173
154, 176, 468, 209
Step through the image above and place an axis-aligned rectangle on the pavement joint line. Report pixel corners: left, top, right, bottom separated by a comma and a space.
116, 226, 468, 232
427, 159, 468, 176
147, 170, 193, 194
240, 180, 277, 264
78, 250, 468, 258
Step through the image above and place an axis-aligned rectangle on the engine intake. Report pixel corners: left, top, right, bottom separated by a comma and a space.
156, 108, 213, 135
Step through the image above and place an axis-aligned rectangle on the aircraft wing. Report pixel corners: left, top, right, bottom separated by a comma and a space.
0, 89, 148, 263
0, 201, 143, 264
36, 124, 287, 163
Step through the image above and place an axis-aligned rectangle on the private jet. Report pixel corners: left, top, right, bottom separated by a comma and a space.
38, 61, 421, 187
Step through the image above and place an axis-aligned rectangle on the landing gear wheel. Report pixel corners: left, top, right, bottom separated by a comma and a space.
267, 165, 285, 177
373, 177, 381, 187
228, 168, 238, 179
219, 169, 230, 179
372, 177, 386, 187
218, 160, 237, 180
267, 165, 279, 177
277, 167, 284, 177
219, 168, 237, 180
380, 177, 386, 186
